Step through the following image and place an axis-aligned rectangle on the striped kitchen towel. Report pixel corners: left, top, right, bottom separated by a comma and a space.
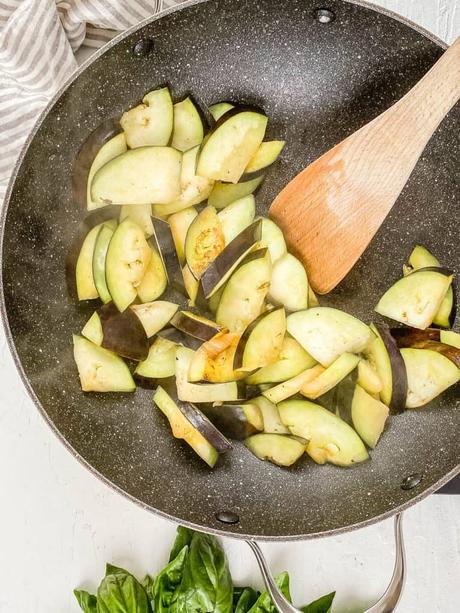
0, 0, 184, 204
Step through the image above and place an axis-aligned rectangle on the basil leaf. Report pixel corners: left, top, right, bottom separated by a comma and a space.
74, 589, 97, 613
142, 574, 155, 608
153, 546, 188, 613
169, 526, 194, 562
170, 531, 233, 613
247, 572, 291, 613
233, 587, 259, 613
97, 566, 150, 613
106, 564, 129, 576
301, 592, 335, 613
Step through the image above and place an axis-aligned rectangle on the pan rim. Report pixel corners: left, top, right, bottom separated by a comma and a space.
0, 0, 457, 541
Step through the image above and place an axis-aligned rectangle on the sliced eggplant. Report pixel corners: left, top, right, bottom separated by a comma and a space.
245, 140, 285, 174
259, 217, 287, 263
184, 205, 225, 279
233, 308, 286, 370
356, 359, 382, 395
197, 109, 268, 183
94, 301, 149, 361
279, 399, 369, 467
216, 248, 271, 333
208, 102, 234, 121
262, 365, 325, 404
405, 244, 440, 271
152, 146, 214, 216
176, 346, 245, 402
200, 219, 262, 299
182, 264, 200, 307
268, 253, 309, 312
208, 175, 265, 209
169, 207, 198, 265
153, 386, 231, 468
92, 220, 117, 304
75, 223, 103, 300
208, 284, 225, 314
130, 301, 178, 337
72, 118, 121, 210
120, 87, 173, 148
136, 245, 168, 303
73, 334, 135, 392
171, 310, 222, 341
308, 286, 320, 307
91, 146, 182, 206
119, 204, 154, 238
365, 323, 407, 413
87, 133, 127, 210
403, 245, 455, 328
375, 267, 453, 330
150, 216, 184, 290
158, 327, 203, 351
441, 330, 460, 349
65, 206, 119, 300
202, 403, 263, 439
172, 97, 204, 152
300, 353, 360, 400
287, 307, 373, 367
251, 396, 289, 434
349, 384, 389, 449
135, 337, 177, 379
392, 338, 460, 368
245, 434, 305, 467
245, 336, 317, 385
81, 311, 103, 345
401, 348, 460, 408
188, 331, 246, 383
217, 195, 256, 245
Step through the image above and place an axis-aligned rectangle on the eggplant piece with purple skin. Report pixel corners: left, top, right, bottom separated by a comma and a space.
170, 310, 222, 341
201, 219, 262, 298
157, 327, 203, 351
96, 302, 149, 361
150, 216, 184, 292
65, 206, 119, 300
154, 383, 232, 465
72, 118, 121, 210
366, 323, 407, 413
233, 307, 286, 370
390, 329, 460, 368
201, 403, 263, 440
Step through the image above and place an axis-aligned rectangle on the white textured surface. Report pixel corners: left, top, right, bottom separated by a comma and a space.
1, 1, 459, 612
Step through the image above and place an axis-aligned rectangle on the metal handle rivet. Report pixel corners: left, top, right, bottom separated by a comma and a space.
315, 8, 335, 23
401, 473, 423, 490
132, 38, 154, 57
216, 510, 240, 524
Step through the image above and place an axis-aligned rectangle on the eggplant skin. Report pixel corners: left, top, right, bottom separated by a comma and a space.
373, 323, 408, 413
202, 404, 258, 440
72, 118, 121, 210
65, 206, 119, 300
160, 380, 232, 452
98, 302, 149, 361
201, 220, 262, 298
391, 330, 460, 369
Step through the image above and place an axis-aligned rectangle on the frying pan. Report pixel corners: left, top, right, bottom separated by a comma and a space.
1, 0, 459, 543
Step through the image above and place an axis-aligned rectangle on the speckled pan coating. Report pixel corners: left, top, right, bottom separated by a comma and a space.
1, 0, 459, 540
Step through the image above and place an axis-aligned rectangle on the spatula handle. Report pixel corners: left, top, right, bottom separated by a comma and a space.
381, 36, 460, 148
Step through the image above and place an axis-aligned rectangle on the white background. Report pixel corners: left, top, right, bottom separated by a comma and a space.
0, 1, 459, 611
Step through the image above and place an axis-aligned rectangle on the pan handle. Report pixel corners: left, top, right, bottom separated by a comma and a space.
246, 513, 405, 613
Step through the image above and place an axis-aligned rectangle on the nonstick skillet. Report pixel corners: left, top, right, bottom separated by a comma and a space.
1, 0, 459, 541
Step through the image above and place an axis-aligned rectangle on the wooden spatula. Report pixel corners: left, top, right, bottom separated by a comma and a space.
269, 37, 460, 294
